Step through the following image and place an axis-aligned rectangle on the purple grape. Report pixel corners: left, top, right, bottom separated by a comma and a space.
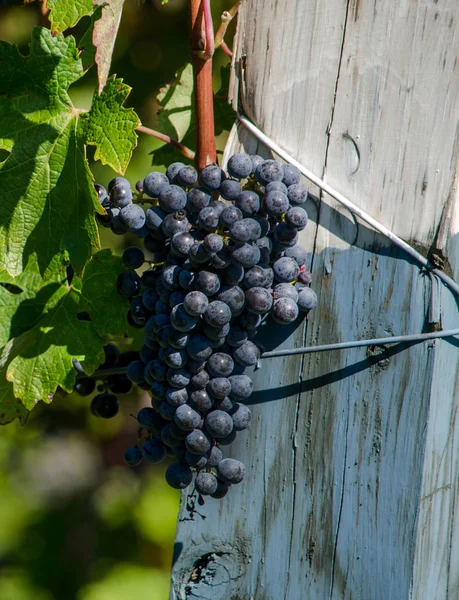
177, 165, 198, 186
229, 403, 252, 431
230, 243, 261, 268
166, 387, 188, 407
284, 246, 308, 267
273, 257, 300, 283
282, 164, 301, 186
272, 297, 299, 324
227, 153, 253, 179
255, 159, 284, 186
174, 404, 201, 431
287, 184, 308, 205
245, 286, 273, 314
185, 429, 211, 454
191, 369, 210, 390
171, 231, 194, 257
143, 172, 169, 197
199, 165, 225, 191
217, 458, 245, 484
189, 388, 214, 412
235, 190, 260, 217
297, 288, 318, 312
207, 353, 234, 377
194, 271, 221, 296
142, 439, 167, 464
220, 205, 243, 228
205, 410, 233, 438
122, 246, 145, 269
187, 187, 211, 212
198, 206, 220, 232
263, 190, 289, 216
186, 451, 208, 470
161, 210, 189, 237
205, 301, 232, 328
167, 368, 191, 388
232, 341, 260, 367
274, 283, 299, 302
187, 334, 213, 361
170, 304, 199, 332
203, 233, 224, 254
195, 472, 218, 495
165, 462, 193, 489
207, 445, 223, 468
159, 185, 187, 212
124, 447, 143, 466
207, 377, 231, 400
219, 179, 242, 201
285, 206, 308, 230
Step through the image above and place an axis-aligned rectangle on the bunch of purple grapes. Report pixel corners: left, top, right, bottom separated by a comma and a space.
93, 154, 317, 500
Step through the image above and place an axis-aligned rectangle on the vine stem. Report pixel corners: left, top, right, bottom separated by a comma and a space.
136, 125, 195, 160
189, 0, 217, 171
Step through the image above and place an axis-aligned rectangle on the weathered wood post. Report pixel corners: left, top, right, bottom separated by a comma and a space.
171, 0, 459, 597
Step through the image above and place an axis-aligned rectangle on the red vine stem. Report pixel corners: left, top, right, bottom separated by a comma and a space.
136, 125, 195, 160
189, 0, 217, 171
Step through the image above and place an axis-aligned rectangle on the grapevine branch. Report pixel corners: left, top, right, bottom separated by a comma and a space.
189, 0, 217, 170
214, 1, 240, 57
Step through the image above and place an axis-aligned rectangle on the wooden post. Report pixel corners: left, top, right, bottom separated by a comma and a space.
171, 1, 459, 598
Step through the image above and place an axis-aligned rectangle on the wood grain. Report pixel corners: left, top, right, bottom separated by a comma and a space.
171, 0, 459, 598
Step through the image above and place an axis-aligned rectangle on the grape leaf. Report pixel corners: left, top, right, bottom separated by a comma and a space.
83, 76, 139, 174
0, 259, 67, 347
155, 63, 194, 143
93, 0, 126, 94
46, 0, 95, 34
78, 249, 129, 337
79, 5, 103, 71
0, 383, 28, 426
1, 291, 104, 409
0, 27, 139, 279
0, 250, 129, 419
0, 27, 101, 278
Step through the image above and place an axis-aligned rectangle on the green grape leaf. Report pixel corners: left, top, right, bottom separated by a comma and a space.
0, 259, 66, 347
1, 291, 104, 409
83, 76, 139, 174
78, 249, 129, 337
0, 250, 129, 420
155, 63, 194, 143
46, 0, 95, 34
0, 27, 101, 278
0, 383, 29, 426
0, 27, 140, 279
214, 64, 236, 135
79, 5, 103, 71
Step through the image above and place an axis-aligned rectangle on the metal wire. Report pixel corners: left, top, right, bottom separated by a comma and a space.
260, 328, 459, 359
237, 113, 459, 299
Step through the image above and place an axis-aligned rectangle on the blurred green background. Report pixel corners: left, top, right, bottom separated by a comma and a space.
0, 1, 235, 598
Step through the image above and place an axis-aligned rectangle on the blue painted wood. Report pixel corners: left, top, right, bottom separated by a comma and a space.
170, 0, 459, 597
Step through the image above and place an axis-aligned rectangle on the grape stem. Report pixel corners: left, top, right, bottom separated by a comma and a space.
214, 2, 240, 54
136, 125, 196, 160
189, 0, 217, 171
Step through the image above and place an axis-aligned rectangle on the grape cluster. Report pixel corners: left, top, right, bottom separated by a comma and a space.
92, 155, 317, 500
